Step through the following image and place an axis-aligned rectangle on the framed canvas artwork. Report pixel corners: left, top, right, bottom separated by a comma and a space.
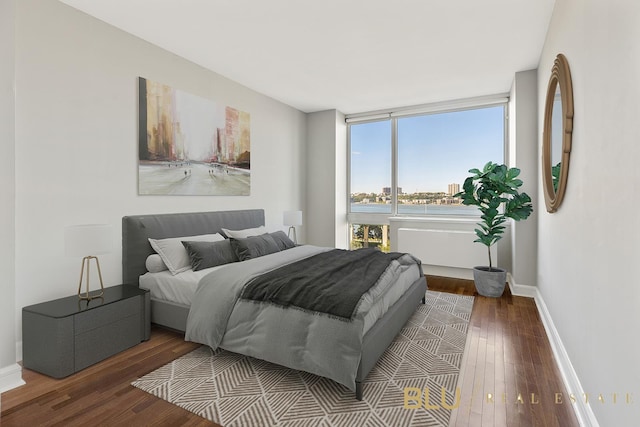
138, 77, 250, 195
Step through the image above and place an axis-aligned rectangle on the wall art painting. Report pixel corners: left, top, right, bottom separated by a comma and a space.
138, 77, 250, 195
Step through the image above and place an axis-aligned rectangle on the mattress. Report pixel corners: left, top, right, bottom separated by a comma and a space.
140, 250, 422, 333
139, 267, 222, 306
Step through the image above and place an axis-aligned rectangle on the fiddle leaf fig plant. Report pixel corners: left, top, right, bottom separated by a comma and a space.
454, 162, 533, 271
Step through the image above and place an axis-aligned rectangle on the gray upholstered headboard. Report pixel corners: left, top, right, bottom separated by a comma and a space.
122, 209, 265, 286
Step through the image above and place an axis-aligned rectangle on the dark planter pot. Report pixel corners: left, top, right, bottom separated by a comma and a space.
473, 266, 507, 297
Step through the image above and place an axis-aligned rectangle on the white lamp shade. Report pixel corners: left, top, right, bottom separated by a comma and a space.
64, 224, 113, 257
283, 210, 303, 227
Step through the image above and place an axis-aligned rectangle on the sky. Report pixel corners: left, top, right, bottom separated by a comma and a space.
350, 105, 505, 194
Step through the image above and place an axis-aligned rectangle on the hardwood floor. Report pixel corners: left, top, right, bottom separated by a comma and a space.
0, 328, 216, 426
1, 277, 579, 426
431, 276, 579, 427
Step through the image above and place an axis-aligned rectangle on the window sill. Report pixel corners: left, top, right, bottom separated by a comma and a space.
389, 215, 481, 224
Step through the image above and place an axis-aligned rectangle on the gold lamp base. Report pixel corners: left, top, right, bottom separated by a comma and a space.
78, 256, 105, 300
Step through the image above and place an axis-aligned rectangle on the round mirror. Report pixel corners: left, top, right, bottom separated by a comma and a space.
542, 53, 574, 213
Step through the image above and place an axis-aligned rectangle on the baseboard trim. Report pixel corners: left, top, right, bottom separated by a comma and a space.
507, 274, 600, 427
507, 279, 537, 298
0, 363, 24, 394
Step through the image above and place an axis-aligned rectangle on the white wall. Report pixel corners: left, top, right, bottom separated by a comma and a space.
0, 0, 24, 393
306, 109, 348, 248
509, 70, 538, 287
538, 0, 640, 425
13, 0, 307, 350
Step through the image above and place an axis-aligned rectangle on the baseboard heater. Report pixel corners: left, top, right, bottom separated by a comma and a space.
397, 227, 495, 269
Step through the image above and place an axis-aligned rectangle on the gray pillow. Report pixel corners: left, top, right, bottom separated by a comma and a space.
181, 239, 239, 271
269, 231, 296, 250
149, 233, 225, 275
230, 234, 281, 261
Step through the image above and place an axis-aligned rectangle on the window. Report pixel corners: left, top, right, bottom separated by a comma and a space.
348, 100, 506, 220
397, 106, 505, 215
350, 224, 390, 252
349, 120, 392, 214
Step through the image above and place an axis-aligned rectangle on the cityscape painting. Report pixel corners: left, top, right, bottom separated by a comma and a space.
138, 77, 250, 195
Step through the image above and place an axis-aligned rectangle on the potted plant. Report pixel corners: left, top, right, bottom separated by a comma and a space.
454, 162, 533, 297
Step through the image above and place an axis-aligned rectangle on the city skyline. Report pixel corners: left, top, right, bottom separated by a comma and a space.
351, 183, 459, 196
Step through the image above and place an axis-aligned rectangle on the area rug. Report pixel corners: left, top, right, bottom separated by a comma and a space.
132, 290, 474, 426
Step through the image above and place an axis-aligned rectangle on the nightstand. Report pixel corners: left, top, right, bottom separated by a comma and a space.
22, 285, 150, 378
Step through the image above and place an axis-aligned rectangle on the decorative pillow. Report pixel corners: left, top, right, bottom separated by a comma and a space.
221, 226, 267, 239
230, 233, 281, 261
145, 254, 168, 273
149, 233, 225, 275
269, 231, 296, 250
181, 240, 239, 271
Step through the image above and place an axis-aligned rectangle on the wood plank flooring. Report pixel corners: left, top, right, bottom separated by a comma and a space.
435, 276, 579, 427
1, 276, 579, 426
0, 327, 213, 426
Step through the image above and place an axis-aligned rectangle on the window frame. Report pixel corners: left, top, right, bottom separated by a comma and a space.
347, 95, 509, 227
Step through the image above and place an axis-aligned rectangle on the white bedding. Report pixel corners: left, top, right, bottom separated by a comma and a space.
139, 266, 222, 306
140, 247, 422, 332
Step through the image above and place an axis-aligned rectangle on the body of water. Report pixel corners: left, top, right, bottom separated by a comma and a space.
350, 203, 478, 216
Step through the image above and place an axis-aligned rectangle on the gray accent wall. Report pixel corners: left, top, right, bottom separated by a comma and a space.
509, 69, 538, 287
306, 109, 347, 249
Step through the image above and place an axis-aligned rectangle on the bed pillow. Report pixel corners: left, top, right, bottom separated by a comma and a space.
149, 233, 225, 275
269, 231, 296, 250
145, 254, 168, 273
230, 233, 281, 261
221, 226, 267, 239
182, 240, 239, 271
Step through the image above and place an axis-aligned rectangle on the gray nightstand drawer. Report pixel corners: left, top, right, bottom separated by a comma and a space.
22, 285, 149, 378
22, 312, 74, 378
75, 313, 141, 371
74, 297, 140, 334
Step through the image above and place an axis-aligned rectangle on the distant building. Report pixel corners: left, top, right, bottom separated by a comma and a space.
448, 183, 460, 196
382, 187, 403, 195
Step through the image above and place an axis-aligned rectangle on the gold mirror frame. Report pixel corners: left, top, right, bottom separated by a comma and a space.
542, 53, 574, 213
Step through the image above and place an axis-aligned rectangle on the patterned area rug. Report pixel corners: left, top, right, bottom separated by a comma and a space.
132, 290, 474, 426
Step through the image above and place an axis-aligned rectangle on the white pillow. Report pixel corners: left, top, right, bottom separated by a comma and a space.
149, 233, 225, 275
145, 254, 168, 273
222, 226, 267, 239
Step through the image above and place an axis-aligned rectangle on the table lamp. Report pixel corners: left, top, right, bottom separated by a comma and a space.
283, 210, 302, 244
64, 224, 112, 300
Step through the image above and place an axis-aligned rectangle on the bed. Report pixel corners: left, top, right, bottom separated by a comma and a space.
122, 209, 427, 400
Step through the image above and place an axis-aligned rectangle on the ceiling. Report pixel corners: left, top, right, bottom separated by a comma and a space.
59, 0, 555, 114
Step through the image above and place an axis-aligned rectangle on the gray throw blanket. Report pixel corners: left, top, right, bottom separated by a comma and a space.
240, 248, 404, 320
